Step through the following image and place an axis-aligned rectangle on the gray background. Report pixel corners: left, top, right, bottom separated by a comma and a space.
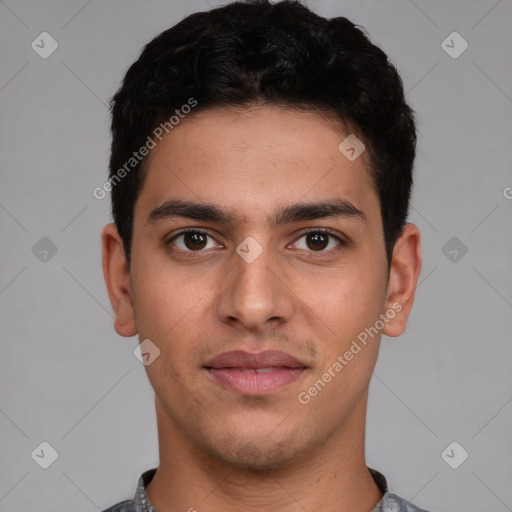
1, 0, 511, 511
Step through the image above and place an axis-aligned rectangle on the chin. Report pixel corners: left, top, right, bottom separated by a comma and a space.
203, 433, 310, 474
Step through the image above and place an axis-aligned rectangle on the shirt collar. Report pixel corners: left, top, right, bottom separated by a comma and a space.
132, 466, 390, 512
132, 468, 158, 512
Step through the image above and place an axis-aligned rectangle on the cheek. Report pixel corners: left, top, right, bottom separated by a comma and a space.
298, 262, 387, 336
131, 277, 182, 349
130, 264, 215, 371
130, 251, 204, 331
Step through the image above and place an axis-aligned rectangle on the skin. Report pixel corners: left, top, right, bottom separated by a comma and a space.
102, 105, 422, 512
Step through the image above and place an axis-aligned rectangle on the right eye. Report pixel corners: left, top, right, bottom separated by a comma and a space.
167, 229, 222, 253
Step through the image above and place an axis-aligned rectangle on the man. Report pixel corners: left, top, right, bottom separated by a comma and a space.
101, 0, 425, 510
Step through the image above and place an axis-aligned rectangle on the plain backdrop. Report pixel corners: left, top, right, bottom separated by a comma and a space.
1, 1, 511, 511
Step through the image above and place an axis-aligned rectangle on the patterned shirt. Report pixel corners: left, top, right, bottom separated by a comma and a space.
103, 467, 430, 512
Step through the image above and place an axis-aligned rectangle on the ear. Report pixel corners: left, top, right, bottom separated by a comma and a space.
101, 223, 137, 337
382, 223, 422, 337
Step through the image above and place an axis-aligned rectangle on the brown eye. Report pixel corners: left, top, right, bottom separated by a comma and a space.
169, 230, 219, 252
291, 230, 343, 253
306, 232, 329, 251
183, 231, 207, 250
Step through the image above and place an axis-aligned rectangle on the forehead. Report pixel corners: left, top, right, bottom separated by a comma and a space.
136, 105, 379, 225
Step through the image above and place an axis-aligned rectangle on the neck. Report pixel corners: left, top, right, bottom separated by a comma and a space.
146, 397, 383, 512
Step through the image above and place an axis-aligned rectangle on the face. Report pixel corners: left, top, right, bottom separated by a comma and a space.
103, 105, 421, 472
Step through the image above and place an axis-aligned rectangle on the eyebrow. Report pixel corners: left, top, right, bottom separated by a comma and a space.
146, 198, 367, 227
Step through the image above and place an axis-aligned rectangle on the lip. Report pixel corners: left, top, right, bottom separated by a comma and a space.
204, 350, 308, 396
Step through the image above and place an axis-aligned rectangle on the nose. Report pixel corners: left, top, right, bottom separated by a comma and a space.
215, 240, 294, 333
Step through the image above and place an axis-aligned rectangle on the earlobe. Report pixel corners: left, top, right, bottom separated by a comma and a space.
382, 223, 422, 338
101, 223, 138, 337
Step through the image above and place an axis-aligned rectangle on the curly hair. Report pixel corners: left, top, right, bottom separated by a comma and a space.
108, 0, 416, 266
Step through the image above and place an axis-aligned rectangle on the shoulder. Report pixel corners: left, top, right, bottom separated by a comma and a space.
101, 500, 135, 512
378, 492, 432, 512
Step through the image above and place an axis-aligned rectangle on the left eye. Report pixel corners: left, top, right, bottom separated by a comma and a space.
292, 231, 342, 252
170, 230, 220, 251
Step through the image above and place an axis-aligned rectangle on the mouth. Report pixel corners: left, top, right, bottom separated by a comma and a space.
203, 350, 308, 396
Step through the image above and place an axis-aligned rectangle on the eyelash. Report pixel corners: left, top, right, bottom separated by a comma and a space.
166, 228, 346, 256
